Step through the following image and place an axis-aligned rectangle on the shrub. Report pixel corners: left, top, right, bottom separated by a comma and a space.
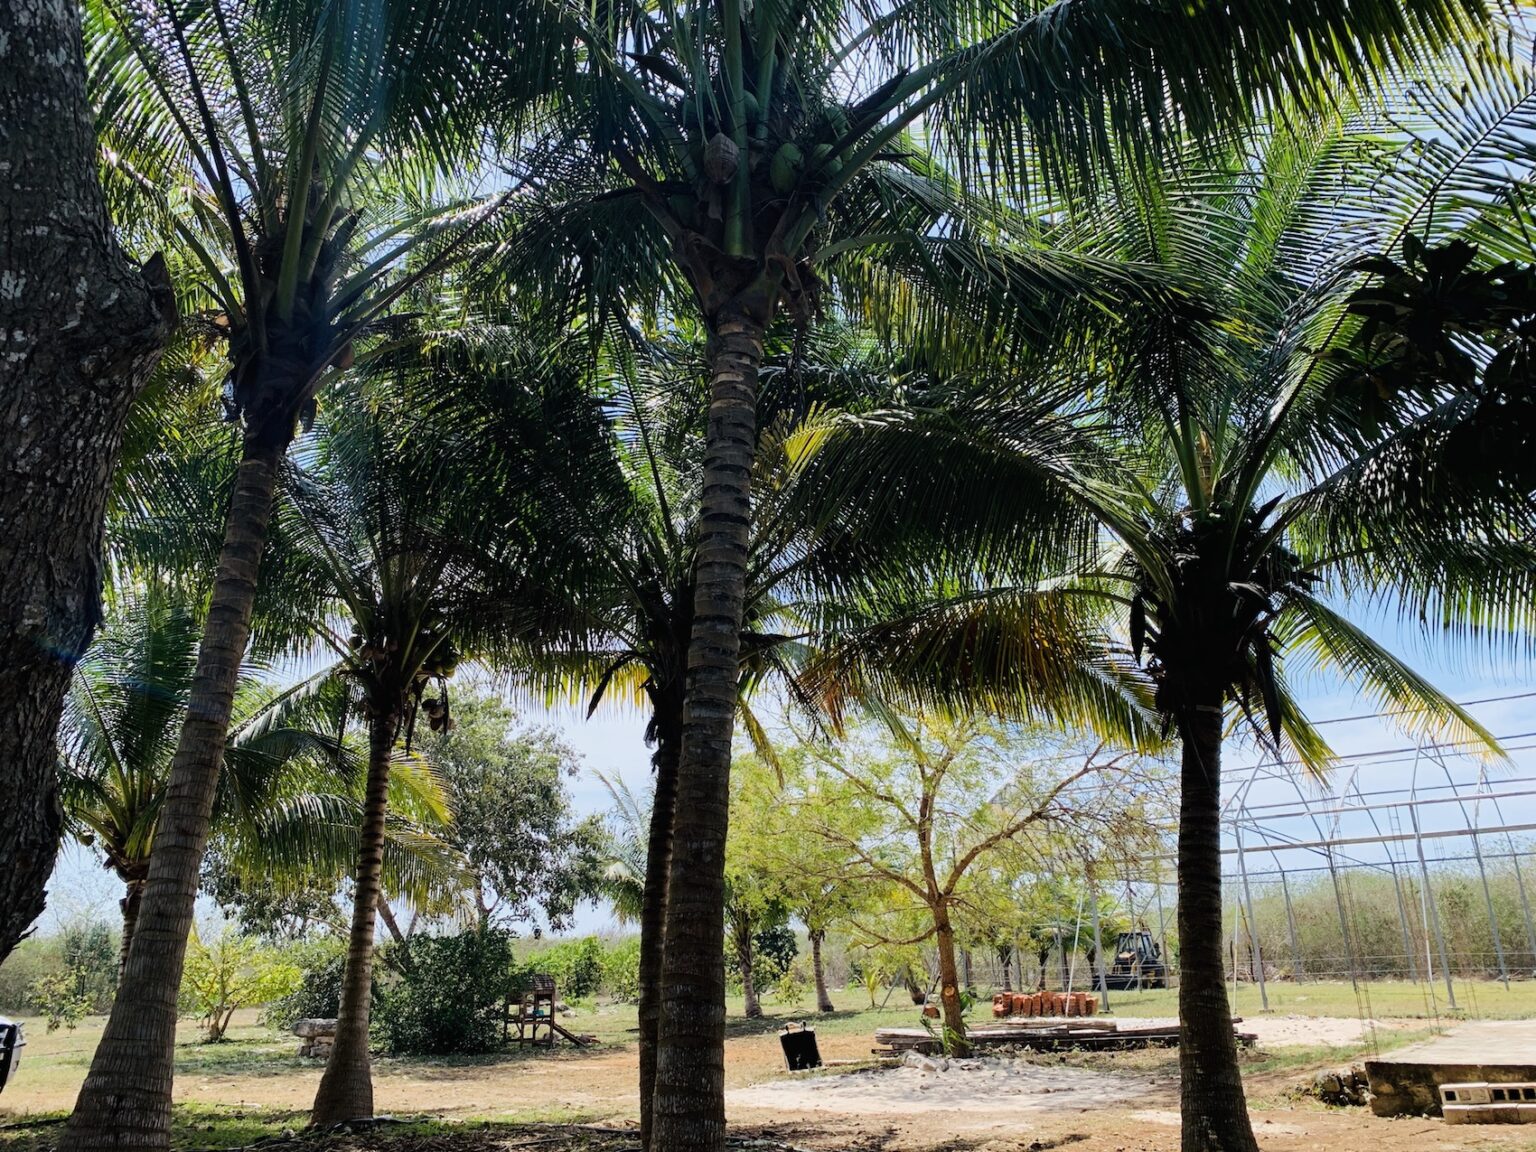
536, 935, 605, 999
0, 937, 62, 1012
263, 937, 348, 1029
601, 937, 641, 1001
29, 969, 93, 1033
180, 928, 301, 1042
373, 928, 522, 1055
753, 923, 797, 987
60, 921, 118, 1011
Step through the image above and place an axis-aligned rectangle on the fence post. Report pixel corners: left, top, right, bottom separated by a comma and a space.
1237, 828, 1269, 1011
1410, 802, 1458, 1010
1279, 867, 1303, 983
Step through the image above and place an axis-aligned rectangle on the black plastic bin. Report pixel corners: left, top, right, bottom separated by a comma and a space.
779, 1021, 821, 1071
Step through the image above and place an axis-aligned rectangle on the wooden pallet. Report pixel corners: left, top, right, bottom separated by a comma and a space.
873, 1022, 1256, 1055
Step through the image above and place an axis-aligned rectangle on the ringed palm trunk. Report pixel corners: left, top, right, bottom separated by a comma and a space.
118, 877, 145, 982
810, 930, 834, 1013
638, 723, 681, 1151
933, 907, 969, 1054
650, 309, 764, 1152
62, 435, 284, 1151
312, 706, 397, 1127
1178, 700, 1258, 1152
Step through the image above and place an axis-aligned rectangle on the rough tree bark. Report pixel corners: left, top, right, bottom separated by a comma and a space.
312, 706, 397, 1127
810, 930, 834, 1013
637, 718, 681, 1151
650, 305, 767, 1152
732, 913, 761, 1019
62, 437, 284, 1151
1178, 701, 1259, 1152
118, 878, 145, 980
0, 0, 172, 966
933, 908, 969, 1054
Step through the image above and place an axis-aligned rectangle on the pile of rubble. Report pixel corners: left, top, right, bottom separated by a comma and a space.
293, 1018, 338, 1059
1302, 1064, 1371, 1107
992, 991, 1099, 1018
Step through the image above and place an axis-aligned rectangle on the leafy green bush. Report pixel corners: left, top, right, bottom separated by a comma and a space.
0, 937, 61, 1012
7, 920, 120, 1024
179, 928, 301, 1042
601, 937, 641, 1001
753, 923, 797, 987
535, 935, 605, 999
373, 928, 522, 1055
263, 937, 348, 1029
60, 921, 119, 1010
29, 969, 93, 1032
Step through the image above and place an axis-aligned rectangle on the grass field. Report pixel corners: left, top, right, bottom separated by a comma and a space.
1103, 976, 1536, 1020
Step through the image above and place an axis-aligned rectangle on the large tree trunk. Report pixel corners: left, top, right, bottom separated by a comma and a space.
933, 908, 968, 1054
998, 945, 1013, 994
1178, 701, 1258, 1152
62, 437, 283, 1152
650, 310, 764, 1152
638, 721, 681, 1151
810, 930, 834, 1013
118, 879, 145, 981
312, 708, 396, 1127
0, 0, 171, 967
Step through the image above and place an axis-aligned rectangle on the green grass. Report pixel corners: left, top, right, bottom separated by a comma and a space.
1099, 977, 1536, 1021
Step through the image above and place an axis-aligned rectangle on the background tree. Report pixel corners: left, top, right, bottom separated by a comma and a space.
782, 712, 1141, 1049
59, 591, 347, 974
0, 0, 171, 966
427, 692, 606, 931
731, 751, 865, 1013
279, 363, 595, 1126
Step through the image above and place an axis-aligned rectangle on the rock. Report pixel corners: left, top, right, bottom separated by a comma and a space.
901, 1051, 943, 1073
1305, 1064, 1371, 1106
292, 1018, 338, 1039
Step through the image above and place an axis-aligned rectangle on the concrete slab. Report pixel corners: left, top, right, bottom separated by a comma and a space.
1367, 1021, 1536, 1117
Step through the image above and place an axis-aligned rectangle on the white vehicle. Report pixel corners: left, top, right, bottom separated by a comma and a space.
0, 1016, 24, 1094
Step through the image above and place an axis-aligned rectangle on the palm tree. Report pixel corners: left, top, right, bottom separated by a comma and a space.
594, 770, 652, 927
63, 0, 565, 1131
58, 589, 459, 980
280, 349, 599, 1125
467, 318, 1152, 1142
817, 92, 1536, 1148
505, 6, 1490, 1142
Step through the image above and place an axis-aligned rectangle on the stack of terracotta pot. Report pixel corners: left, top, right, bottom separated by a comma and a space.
990, 991, 1098, 1019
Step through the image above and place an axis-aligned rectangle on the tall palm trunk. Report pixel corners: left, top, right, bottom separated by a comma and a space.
933, 907, 968, 1054
62, 436, 283, 1152
312, 707, 396, 1127
810, 930, 834, 1013
638, 725, 680, 1151
118, 878, 144, 981
0, 0, 170, 967
1178, 701, 1257, 1152
650, 311, 764, 1152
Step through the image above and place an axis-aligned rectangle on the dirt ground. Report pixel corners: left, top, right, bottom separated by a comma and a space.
7, 1012, 1536, 1151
